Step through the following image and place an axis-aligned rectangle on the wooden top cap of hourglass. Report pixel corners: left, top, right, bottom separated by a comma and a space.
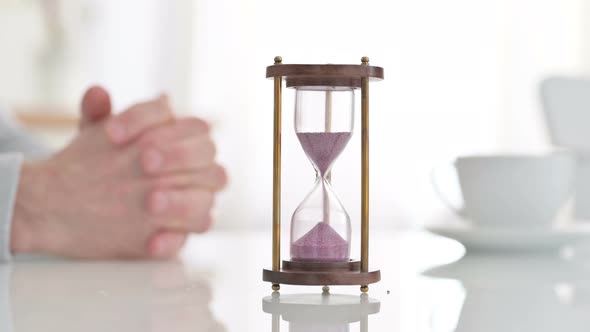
266, 57, 384, 88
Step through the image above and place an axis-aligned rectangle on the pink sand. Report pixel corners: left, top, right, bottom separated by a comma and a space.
297, 132, 352, 176
291, 222, 349, 262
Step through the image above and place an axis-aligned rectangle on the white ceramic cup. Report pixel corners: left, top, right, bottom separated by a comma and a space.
432, 153, 576, 228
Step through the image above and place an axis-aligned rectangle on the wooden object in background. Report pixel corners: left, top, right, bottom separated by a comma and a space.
13, 107, 78, 130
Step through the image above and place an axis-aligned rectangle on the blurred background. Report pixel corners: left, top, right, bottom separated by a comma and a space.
1, 0, 588, 230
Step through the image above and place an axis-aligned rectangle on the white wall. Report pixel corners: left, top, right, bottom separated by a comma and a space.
0, 0, 194, 110
0, 0, 587, 230
190, 0, 587, 230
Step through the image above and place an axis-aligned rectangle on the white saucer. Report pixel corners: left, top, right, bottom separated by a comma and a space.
426, 223, 590, 252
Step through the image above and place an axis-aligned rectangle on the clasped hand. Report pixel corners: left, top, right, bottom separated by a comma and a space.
11, 87, 227, 259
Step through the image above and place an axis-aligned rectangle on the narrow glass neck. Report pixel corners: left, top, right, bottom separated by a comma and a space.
314, 166, 333, 179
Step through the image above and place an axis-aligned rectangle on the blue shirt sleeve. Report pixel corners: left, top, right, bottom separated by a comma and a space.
0, 110, 50, 262
0, 153, 22, 262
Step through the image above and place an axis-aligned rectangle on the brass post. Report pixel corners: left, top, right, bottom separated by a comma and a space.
272, 56, 283, 272
360, 56, 370, 274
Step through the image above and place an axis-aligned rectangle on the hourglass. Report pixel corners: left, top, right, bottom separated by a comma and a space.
262, 57, 384, 292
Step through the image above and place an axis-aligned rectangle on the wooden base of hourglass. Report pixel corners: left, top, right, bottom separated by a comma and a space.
263, 260, 380, 287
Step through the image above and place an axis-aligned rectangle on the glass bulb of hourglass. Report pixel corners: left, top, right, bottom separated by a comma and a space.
290, 86, 354, 263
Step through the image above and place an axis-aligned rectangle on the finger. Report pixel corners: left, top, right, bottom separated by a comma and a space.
147, 231, 188, 259
154, 215, 213, 234
104, 94, 173, 145
137, 117, 210, 148
80, 86, 112, 130
147, 189, 214, 220
150, 164, 228, 191
141, 136, 216, 174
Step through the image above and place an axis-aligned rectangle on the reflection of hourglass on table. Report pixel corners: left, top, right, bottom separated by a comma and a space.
262, 57, 384, 292
262, 293, 381, 332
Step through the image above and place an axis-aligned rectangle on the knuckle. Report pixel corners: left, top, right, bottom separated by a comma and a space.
195, 139, 216, 164
118, 105, 143, 126
170, 236, 188, 253
206, 139, 217, 159
158, 94, 173, 110
194, 190, 214, 210
172, 139, 215, 169
186, 117, 210, 134
140, 148, 158, 173
137, 130, 163, 148
146, 190, 164, 214
166, 143, 183, 159
155, 98, 174, 118
129, 100, 173, 128
213, 164, 228, 188
175, 190, 212, 218
195, 215, 213, 233
174, 194, 195, 218
141, 247, 155, 259
149, 176, 168, 189
168, 144, 192, 168
200, 188, 213, 199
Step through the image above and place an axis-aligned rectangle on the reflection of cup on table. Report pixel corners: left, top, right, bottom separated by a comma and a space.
458, 287, 565, 332
571, 153, 590, 220
424, 254, 590, 332
432, 153, 576, 228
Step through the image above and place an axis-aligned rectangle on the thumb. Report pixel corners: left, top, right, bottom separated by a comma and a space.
80, 85, 112, 130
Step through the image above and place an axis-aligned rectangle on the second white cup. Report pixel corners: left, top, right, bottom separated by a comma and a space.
433, 153, 576, 228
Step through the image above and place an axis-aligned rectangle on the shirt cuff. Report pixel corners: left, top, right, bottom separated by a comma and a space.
0, 153, 23, 262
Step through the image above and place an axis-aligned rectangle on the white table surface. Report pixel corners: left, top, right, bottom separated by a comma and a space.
3, 229, 590, 332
